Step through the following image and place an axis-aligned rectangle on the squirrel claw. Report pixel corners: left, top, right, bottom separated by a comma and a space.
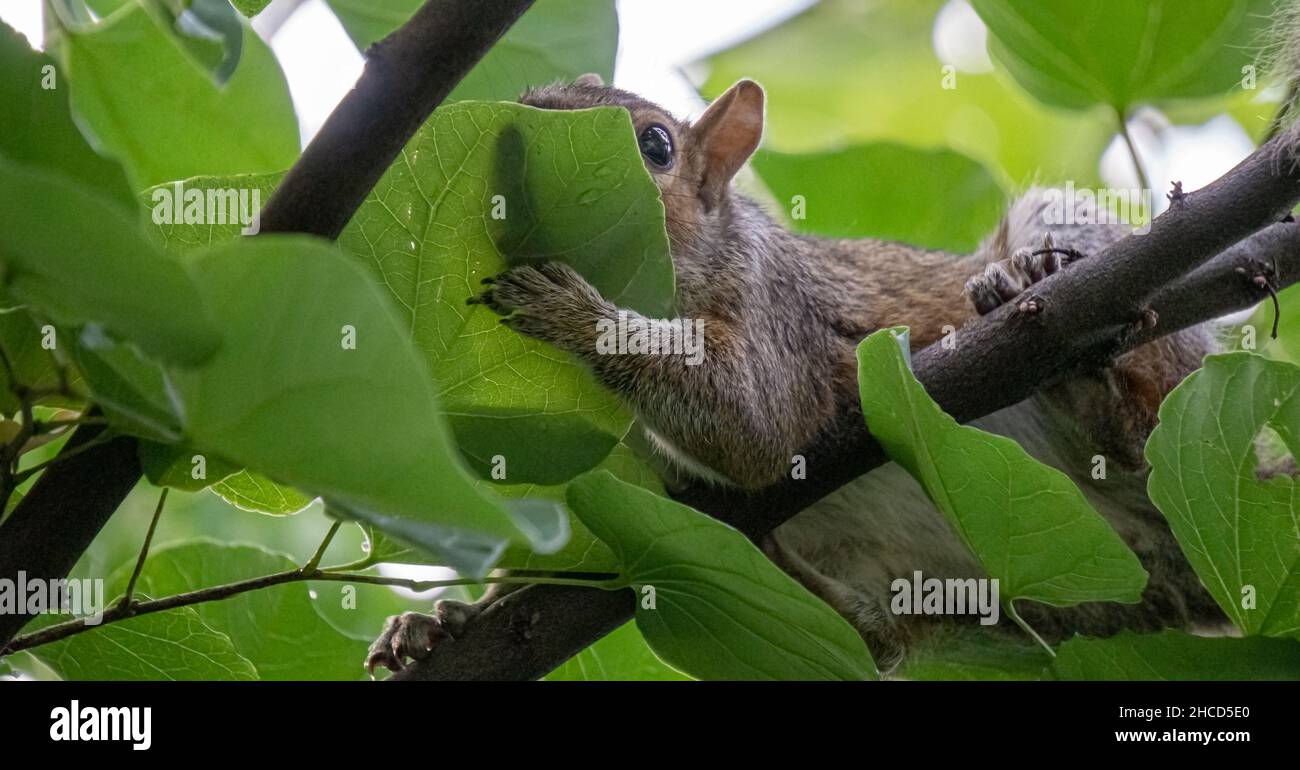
364, 610, 453, 679
967, 234, 1082, 316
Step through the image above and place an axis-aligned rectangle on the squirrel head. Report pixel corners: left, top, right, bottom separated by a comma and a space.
521, 75, 766, 254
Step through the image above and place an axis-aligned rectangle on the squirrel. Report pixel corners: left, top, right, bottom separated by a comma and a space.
367, 71, 1269, 676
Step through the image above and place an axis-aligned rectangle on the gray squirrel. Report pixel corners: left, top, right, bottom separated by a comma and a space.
367, 61, 1296, 675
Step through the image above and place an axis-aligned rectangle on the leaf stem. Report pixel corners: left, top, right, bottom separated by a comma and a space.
1006, 601, 1056, 659
301, 520, 341, 573
116, 488, 168, 611
1115, 106, 1152, 195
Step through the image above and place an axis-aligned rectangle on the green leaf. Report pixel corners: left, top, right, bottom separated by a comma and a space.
0, 159, 222, 366
495, 439, 664, 573
163, 0, 247, 85
31, 605, 258, 681
139, 442, 315, 518
857, 328, 1148, 608
229, 0, 272, 18
898, 629, 1051, 680
116, 541, 368, 680
138, 440, 240, 492
373, 437, 662, 572
63, 1, 298, 190
452, 410, 618, 486
0, 20, 134, 211
212, 470, 314, 515
146, 103, 674, 486
346, 102, 671, 481
700, 0, 1114, 186
970, 0, 1274, 111
566, 470, 877, 680
752, 144, 1005, 252
0, 309, 68, 417
326, 0, 617, 101
1053, 630, 1300, 680
1145, 351, 1300, 638
167, 235, 563, 575
69, 341, 181, 440
546, 621, 690, 681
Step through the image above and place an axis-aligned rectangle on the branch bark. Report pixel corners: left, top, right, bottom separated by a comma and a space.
392, 136, 1300, 681
257, 0, 535, 238
0, 0, 535, 650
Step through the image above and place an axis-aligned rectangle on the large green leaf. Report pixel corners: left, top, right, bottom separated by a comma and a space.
166, 235, 565, 575
1053, 630, 1300, 680
116, 541, 368, 680
546, 621, 690, 681
700, 0, 1113, 186
348, 102, 671, 481
566, 470, 877, 681
970, 0, 1275, 111
374, 438, 661, 573
752, 144, 1005, 252
1145, 351, 1300, 638
326, 0, 617, 101
0, 20, 134, 210
857, 329, 1148, 610
30, 605, 258, 681
63, 1, 298, 190
0, 159, 221, 366
146, 103, 674, 486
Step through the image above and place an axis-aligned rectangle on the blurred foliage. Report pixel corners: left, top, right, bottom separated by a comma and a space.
971, 0, 1274, 111
326, 0, 616, 101
701, 0, 1113, 187
753, 144, 1004, 252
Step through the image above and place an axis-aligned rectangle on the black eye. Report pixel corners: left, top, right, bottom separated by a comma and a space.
637, 124, 674, 170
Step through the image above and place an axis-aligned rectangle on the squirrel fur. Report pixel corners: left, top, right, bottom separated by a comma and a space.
368, 55, 1300, 674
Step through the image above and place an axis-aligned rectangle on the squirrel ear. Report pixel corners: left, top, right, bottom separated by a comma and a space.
693, 79, 765, 208
574, 73, 605, 87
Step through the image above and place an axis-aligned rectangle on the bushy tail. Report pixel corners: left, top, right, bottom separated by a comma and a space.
1264, 1, 1300, 142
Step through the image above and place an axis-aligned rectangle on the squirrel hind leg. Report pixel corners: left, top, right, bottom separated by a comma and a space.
761, 534, 909, 673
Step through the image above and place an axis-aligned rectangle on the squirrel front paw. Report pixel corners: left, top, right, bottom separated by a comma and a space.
471, 262, 612, 346
964, 236, 1086, 315
364, 600, 480, 678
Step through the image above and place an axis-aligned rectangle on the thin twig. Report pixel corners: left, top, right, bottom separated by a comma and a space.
117, 488, 168, 610
0, 568, 616, 654
12, 429, 117, 484
1116, 106, 1152, 194
301, 520, 341, 573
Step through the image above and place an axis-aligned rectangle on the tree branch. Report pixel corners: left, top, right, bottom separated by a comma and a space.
257, 0, 535, 238
392, 135, 1300, 681
0, 0, 535, 650
0, 425, 139, 645
2, 566, 612, 655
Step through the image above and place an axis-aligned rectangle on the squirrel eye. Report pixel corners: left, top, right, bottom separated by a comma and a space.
637, 124, 674, 170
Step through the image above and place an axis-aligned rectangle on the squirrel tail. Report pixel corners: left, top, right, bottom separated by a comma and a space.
1265, 1, 1300, 143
